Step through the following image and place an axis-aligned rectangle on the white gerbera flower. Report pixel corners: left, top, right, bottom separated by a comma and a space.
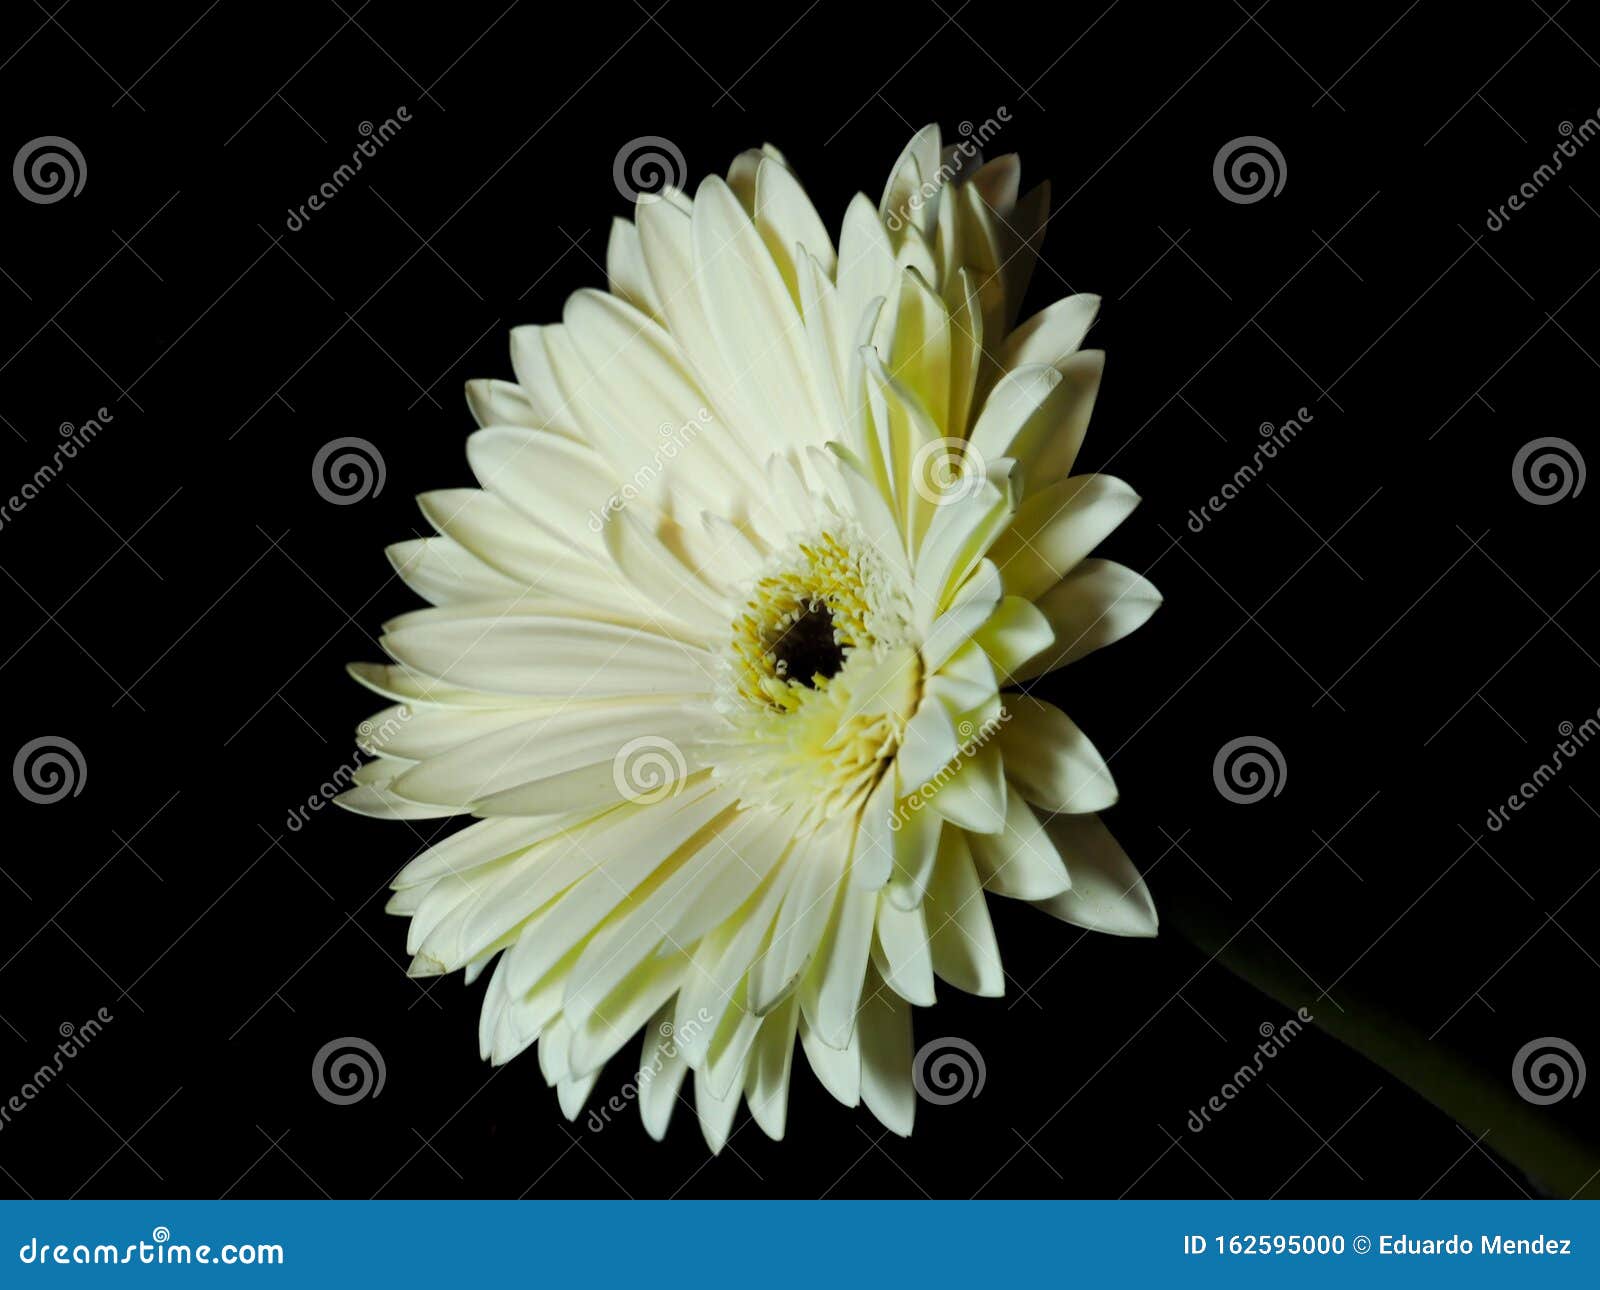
340, 125, 1162, 1151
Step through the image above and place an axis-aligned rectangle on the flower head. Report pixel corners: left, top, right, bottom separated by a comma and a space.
342, 125, 1161, 1150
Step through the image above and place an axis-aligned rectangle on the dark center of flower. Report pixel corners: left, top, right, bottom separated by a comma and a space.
769, 602, 846, 689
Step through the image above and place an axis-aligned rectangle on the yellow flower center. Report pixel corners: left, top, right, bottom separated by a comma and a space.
714, 528, 920, 827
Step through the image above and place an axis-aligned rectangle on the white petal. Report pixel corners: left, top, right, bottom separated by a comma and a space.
695, 1065, 742, 1155
1035, 813, 1158, 937
800, 1015, 861, 1108
386, 536, 522, 607
748, 829, 845, 1015
606, 217, 663, 320
800, 876, 875, 1048
1001, 295, 1101, 373
999, 694, 1117, 814
873, 898, 937, 1006
966, 787, 1072, 899
1014, 558, 1163, 680
744, 996, 800, 1140
973, 595, 1055, 683
858, 963, 915, 1136
989, 473, 1140, 601
925, 740, 1007, 834
638, 1002, 690, 1141
382, 614, 716, 700
466, 378, 539, 430
925, 830, 1004, 997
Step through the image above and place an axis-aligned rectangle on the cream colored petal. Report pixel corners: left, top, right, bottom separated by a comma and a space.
391, 699, 715, 811
966, 787, 1071, 899
999, 693, 1117, 814
506, 325, 586, 442
1013, 558, 1163, 681
381, 614, 717, 700
879, 124, 942, 241
989, 473, 1140, 601
568, 948, 689, 1078
639, 1002, 691, 1141
800, 1014, 861, 1108
748, 828, 845, 1015
858, 962, 915, 1136
924, 830, 1004, 997
694, 1064, 742, 1155
972, 595, 1054, 683
744, 996, 800, 1140
925, 740, 1007, 834
386, 536, 522, 607
692, 175, 831, 455
873, 898, 936, 1006
466, 377, 539, 430
754, 156, 836, 301
606, 216, 663, 320
466, 426, 617, 557
1035, 813, 1158, 937
1001, 295, 1101, 373
800, 876, 875, 1049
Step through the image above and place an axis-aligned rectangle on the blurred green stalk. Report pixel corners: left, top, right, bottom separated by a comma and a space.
1166, 900, 1600, 1199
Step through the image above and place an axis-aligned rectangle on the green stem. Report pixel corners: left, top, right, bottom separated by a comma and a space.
1166, 900, 1600, 1198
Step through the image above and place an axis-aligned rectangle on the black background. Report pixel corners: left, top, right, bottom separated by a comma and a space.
1, 0, 1598, 1199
